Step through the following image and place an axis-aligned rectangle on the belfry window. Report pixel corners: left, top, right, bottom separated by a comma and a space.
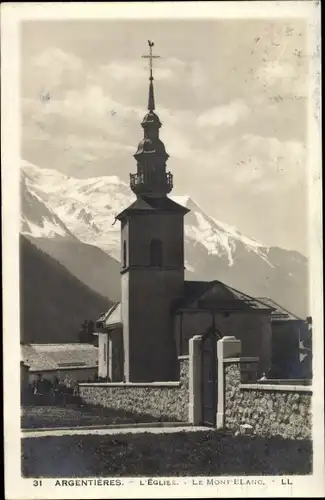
150, 239, 163, 267
123, 241, 127, 268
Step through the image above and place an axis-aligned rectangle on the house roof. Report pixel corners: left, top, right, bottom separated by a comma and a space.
174, 280, 274, 312
21, 343, 99, 372
96, 302, 122, 330
256, 297, 302, 321
116, 196, 189, 221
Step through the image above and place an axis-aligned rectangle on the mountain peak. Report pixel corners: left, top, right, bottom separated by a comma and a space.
20, 159, 273, 264
21, 169, 76, 240
20, 159, 308, 318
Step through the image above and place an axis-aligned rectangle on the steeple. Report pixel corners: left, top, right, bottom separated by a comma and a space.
146, 41, 156, 112
142, 39, 158, 113
148, 77, 155, 112
130, 41, 173, 198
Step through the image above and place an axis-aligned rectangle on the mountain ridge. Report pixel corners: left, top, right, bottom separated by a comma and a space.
20, 234, 111, 344
20, 160, 309, 318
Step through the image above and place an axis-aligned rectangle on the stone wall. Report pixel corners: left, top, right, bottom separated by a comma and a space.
224, 360, 312, 439
78, 357, 189, 422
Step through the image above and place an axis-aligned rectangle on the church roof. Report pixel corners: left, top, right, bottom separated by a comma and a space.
21, 343, 99, 372
174, 280, 274, 313
96, 282, 274, 327
256, 297, 303, 321
116, 196, 189, 221
96, 302, 122, 330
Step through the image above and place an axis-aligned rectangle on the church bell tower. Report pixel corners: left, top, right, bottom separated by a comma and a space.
116, 41, 189, 382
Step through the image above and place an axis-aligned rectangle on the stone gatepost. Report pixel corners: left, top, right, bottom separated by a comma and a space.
217, 336, 241, 429
188, 335, 203, 425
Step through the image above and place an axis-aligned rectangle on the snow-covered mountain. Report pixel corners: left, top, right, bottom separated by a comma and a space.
172, 195, 275, 270
21, 169, 76, 240
21, 160, 273, 266
21, 160, 130, 260
20, 160, 309, 317
21, 163, 121, 302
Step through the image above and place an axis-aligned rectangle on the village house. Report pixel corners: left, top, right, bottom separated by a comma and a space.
20, 361, 30, 395
21, 343, 99, 384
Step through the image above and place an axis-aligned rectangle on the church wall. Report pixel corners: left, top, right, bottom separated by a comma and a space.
121, 221, 129, 268
127, 268, 183, 381
78, 357, 189, 423
128, 213, 184, 268
174, 314, 182, 357
98, 333, 109, 379
213, 313, 272, 375
98, 331, 124, 381
176, 310, 272, 375
111, 327, 124, 382
121, 212, 185, 382
121, 272, 130, 380
176, 311, 212, 354
271, 321, 301, 377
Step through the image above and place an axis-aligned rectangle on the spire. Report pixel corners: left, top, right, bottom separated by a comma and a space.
130, 41, 173, 198
148, 78, 155, 111
142, 40, 160, 112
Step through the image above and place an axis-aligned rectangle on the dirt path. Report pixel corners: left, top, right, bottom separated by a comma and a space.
22, 425, 211, 438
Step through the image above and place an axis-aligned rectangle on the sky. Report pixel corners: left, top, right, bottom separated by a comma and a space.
21, 18, 309, 255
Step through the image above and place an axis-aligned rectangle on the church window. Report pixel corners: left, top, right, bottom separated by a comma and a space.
150, 239, 163, 267
123, 241, 127, 268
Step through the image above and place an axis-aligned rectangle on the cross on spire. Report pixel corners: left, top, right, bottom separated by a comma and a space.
142, 40, 160, 81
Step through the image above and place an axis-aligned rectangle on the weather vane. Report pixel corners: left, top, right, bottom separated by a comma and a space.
142, 40, 160, 80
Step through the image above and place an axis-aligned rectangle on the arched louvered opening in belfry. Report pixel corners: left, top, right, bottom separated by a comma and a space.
150, 238, 163, 267
123, 240, 127, 268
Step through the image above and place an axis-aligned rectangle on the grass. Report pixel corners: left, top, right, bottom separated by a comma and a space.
22, 430, 312, 477
21, 404, 165, 429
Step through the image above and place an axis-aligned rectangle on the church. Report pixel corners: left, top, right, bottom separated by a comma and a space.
95, 42, 275, 383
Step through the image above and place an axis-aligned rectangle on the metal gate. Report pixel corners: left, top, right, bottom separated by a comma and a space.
201, 330, 217, 426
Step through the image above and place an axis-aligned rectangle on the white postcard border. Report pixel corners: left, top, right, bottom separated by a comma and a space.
1, 2, 323, 498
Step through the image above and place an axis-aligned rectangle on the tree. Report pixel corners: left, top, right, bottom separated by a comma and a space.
79, 320, 89, 343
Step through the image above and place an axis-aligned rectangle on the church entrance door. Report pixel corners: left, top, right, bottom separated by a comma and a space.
201, 330, 217, 426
